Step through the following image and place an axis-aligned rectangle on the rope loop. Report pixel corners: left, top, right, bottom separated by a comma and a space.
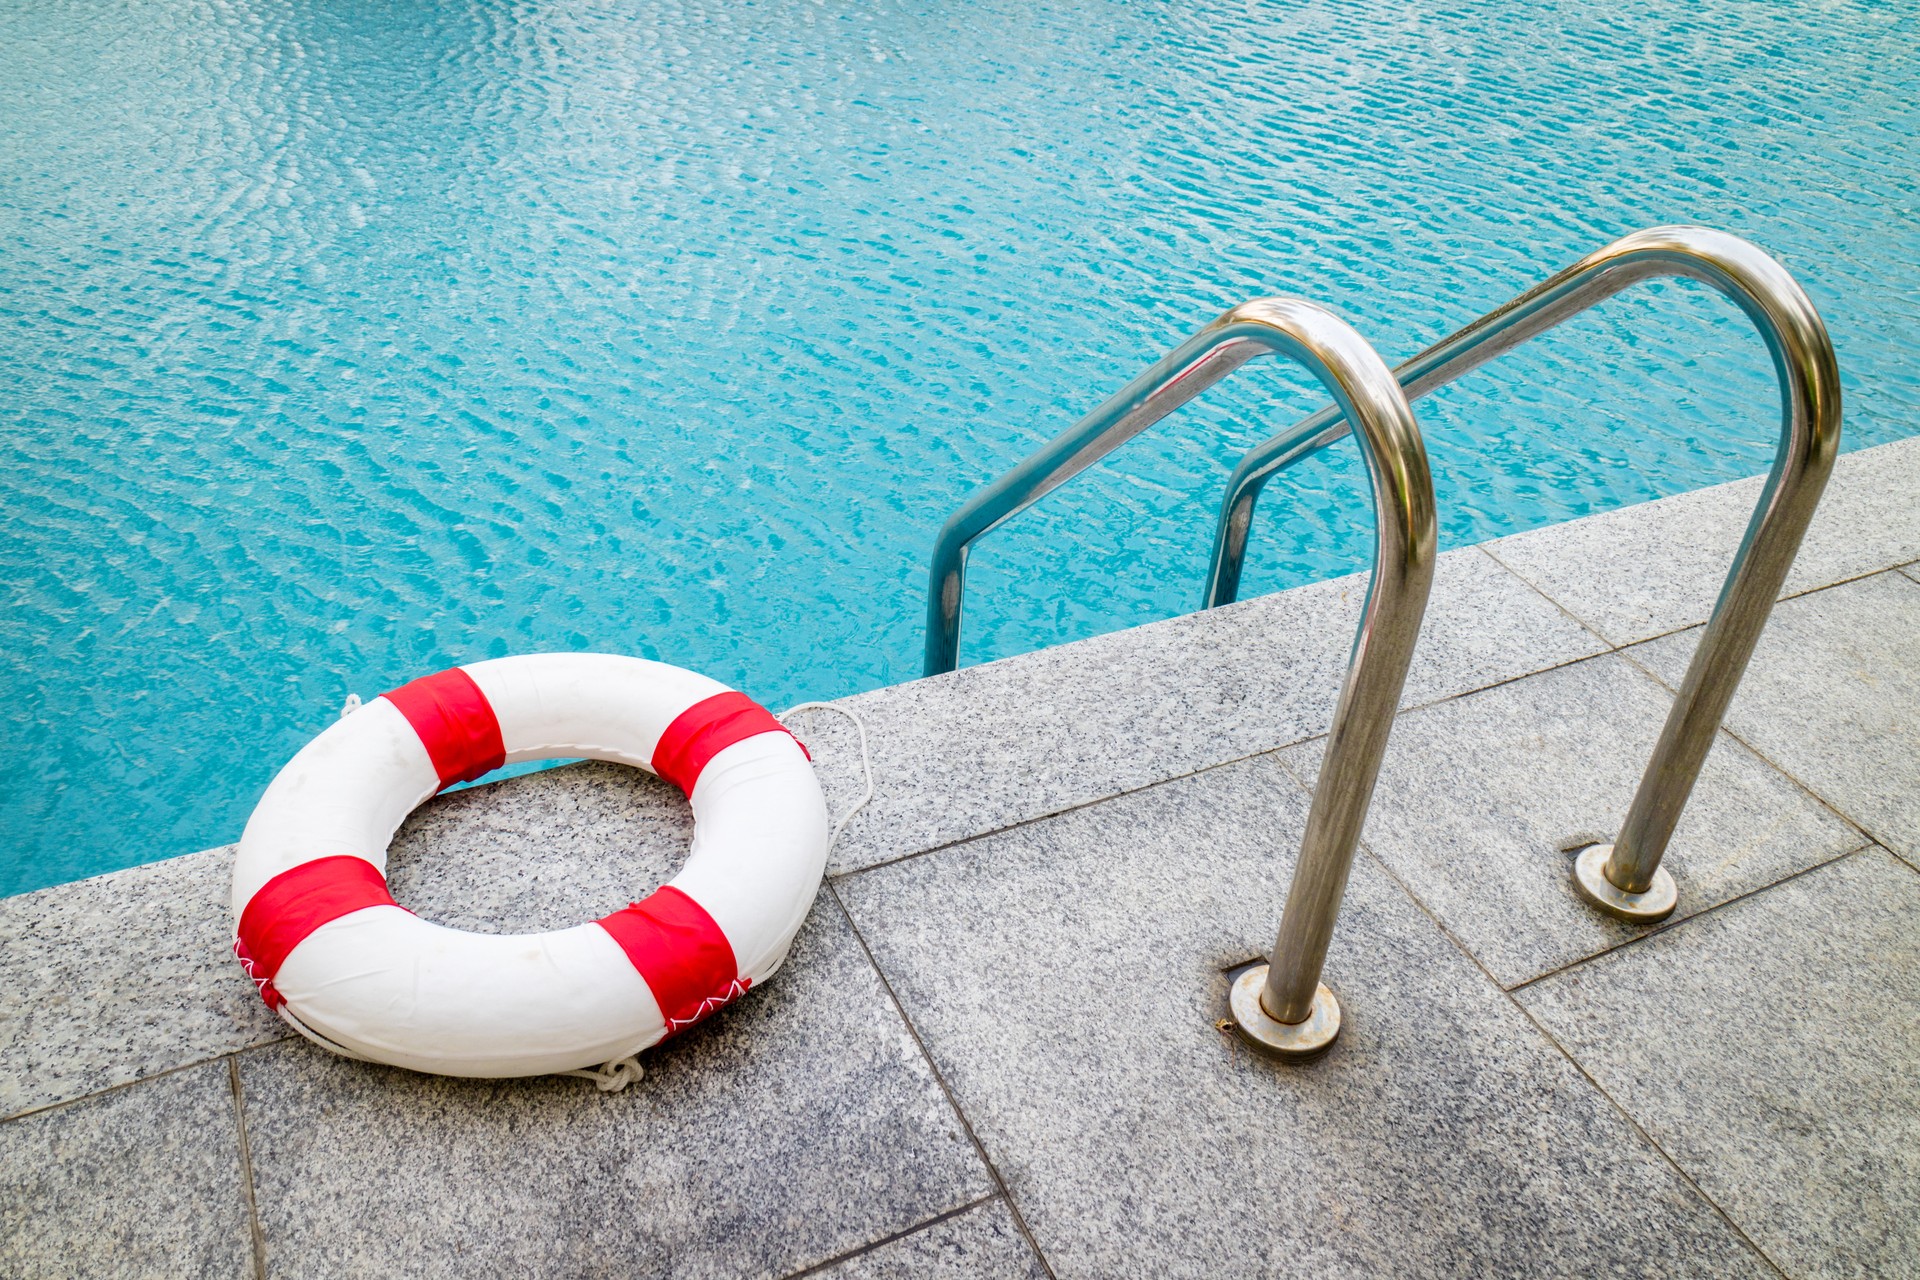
561, 1056, 645, 1092
779, 702, 874, 851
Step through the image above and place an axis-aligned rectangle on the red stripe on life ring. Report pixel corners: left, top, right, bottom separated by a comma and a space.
381, 667, 506, 789
596, 886, 748, 1034
650, 691, 807, 796
235, 856, 401, 1009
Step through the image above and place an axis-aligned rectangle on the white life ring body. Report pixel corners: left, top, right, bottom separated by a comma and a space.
229, 653, 829, 1079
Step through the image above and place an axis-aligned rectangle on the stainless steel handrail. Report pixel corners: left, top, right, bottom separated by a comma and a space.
1204, 226, 1842, 921
920, 298, 1437, 1055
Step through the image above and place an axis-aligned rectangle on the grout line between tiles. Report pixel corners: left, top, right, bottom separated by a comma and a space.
1505, 843, 1873, 995
1365, 838, 1788, 1278
1394, 648, 1632, 717
1475, 543, 1619, 652
777, 1194, 1003, 1280
1270, 644, 1689, 801
0, 1040, 291, 1128
1612, 639, 1682, 695
1609, 587, 1892, 854
228, 1056, 269, 1280
1362, 843, 1514, 1007
829, 720, 1352, 881
1615, 564, 1916, 684
1781, 562, 1920, 603
1272, 669, 1877, 1006
1484, 538, 1918, 658
1274, 738, 1792, 1275
832, 646, 1629, 886
1502, 994, 1792, 1278
1614, 649, 1882, 859
1885, 841, 1920, 877
823, 882, 1059, 1280
1301, 769, 1572, 1058
1270, 755, 1527, 1001
1692, 720, 1877, 848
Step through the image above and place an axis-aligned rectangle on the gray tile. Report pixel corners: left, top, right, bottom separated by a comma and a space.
1488, 435, 1920, 646
1518, 849, 1920, 1280
1281, 654, 1863, 988
1631, 570, 1920, 859
0, 846, 286, 1119
804, 1201, 1046, 1280
240, 899, 991, 1280
803, 545, 1600, 874
837, 758, 1767, 1279
0, 1060, 253, 1279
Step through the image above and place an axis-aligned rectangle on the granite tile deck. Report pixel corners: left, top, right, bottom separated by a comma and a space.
836, 757, 1770, 1278
804, 1200, 1046, 1280
803, 543, 1603, 875
3, 434, 1916, 1276
0, 846, 287, 1120
0, 1060, 253, 1279
1518, 849, 1920, 1280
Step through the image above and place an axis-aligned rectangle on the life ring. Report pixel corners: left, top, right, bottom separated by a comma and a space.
229, 653, 829, 1080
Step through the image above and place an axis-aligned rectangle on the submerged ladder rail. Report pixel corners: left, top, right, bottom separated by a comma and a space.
922, 299, 1437, 1054
1205, 226, 1843, 921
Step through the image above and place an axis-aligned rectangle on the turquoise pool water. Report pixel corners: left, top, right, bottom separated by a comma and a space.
3, 0, 1916, 895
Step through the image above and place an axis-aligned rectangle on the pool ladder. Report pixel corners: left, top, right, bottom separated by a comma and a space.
921, 226, 1841, 1058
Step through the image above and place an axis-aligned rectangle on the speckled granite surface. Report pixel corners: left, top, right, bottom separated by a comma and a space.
0, 847, 286, 1120
3, 436, 1917, 1278
810, 1201, 1046, 1280
1519, 849, 1920, 1280
803, 543, 1604, 875
0, 1060, 253, 1279
837, 756, 1771, 1278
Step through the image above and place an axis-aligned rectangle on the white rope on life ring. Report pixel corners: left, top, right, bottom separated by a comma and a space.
229, 653, 832, 1087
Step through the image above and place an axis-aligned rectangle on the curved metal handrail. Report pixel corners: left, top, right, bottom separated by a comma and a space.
924, 300, 1429, 677
921, 298, 1438, 1050
1206, 226, 1842, 918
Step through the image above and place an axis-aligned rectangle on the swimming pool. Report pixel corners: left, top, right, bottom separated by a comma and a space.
3, 0, 1915, 895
